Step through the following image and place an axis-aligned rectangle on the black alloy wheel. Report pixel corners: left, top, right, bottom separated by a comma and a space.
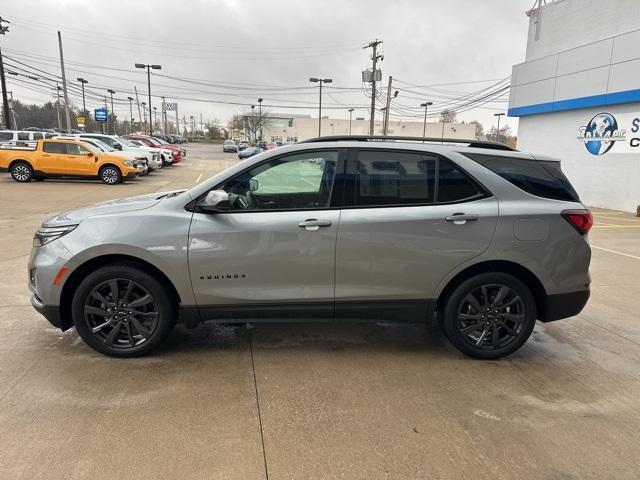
442, 273, 536, 359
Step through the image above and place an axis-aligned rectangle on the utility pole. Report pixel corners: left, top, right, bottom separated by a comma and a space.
127, 96, 134, 132
364, 39, 383, 135
348, 108, 354, 135
200, 113, 203, 137
8, 91, 16, 128
141, 102, 147, 132
0, 18, 11, 130
383, 76, 394, 136
0, 48, 12, 130
494, 112, 505, 142
134, 87, 142, 133
54, 85, 62, 130
107, 89, 116, 134
175, 103, 179, 135
57, 31, 72, 132
420, 101, 433, 141
257, 98, 263, 140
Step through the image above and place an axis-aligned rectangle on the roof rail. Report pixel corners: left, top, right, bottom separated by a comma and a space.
300, 135, 517, 151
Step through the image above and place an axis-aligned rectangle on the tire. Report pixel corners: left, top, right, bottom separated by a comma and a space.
99, 165, 122, 185
10, 161, 33, 182
71, 264, 176, 357
441, 272, 536, 359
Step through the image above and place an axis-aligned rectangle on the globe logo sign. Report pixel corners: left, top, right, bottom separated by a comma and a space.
577, 112, 626, 156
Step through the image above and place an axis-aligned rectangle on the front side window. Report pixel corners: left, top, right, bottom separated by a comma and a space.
351, 150, 485, 207
65, 143, 89, 155
222, 150, 338, 211
17, 132, 29, 141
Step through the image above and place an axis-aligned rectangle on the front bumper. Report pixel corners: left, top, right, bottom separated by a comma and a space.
31, 294, 68, 330
540, 289, 590, 322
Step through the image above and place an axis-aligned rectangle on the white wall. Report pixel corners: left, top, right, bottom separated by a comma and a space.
517, 104, 640, 212
525, 0, 640, 61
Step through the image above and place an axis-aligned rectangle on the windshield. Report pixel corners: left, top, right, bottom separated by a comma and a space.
119, 138, 138, 148
152, 137, 168, 144
89, 139, 115, 152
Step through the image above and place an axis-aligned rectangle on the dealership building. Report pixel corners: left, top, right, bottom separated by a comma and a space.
236, 113, 475, 144
508, 0, 640, 212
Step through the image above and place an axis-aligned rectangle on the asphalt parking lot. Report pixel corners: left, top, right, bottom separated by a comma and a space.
0, 143, 639, 480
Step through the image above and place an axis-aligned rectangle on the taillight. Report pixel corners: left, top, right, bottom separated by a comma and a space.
561, 209, 593, 235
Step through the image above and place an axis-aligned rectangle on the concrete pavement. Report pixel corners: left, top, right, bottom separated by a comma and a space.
0, 143, 639, 480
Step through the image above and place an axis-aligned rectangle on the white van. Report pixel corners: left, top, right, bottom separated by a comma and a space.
0, 130, 48, 148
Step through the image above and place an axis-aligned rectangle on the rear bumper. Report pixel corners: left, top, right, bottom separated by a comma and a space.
540, 289, 590, 322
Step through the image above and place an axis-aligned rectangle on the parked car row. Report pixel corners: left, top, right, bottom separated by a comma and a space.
0, 133, 187, 185
223, 138, 291, 159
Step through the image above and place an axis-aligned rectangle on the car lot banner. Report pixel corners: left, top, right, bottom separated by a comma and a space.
577, 112, 640, 155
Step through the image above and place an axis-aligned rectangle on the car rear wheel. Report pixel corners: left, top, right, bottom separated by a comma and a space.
71, 264, 176, 357
10, 161, 33, 182
99, 165, 122, 185
442, 272, 536, 359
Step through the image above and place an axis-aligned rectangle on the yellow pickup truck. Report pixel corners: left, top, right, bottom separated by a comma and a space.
0, 138, 139, 184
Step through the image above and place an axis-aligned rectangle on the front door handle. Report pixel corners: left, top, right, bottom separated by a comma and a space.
445, 213, 479, 224
298, 219, 332, 231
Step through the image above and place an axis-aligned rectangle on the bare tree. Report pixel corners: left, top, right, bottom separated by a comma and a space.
439, 109, 457, 123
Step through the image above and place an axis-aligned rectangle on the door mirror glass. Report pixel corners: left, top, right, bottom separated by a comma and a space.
86, 151, 94, 157
200, 190, 230, 212
114, 143, 123, 151
249, 178, 259, 192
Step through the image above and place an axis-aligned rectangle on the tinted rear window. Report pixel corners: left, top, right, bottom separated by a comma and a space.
43, 142, 64, 154
464, 153, 580, 202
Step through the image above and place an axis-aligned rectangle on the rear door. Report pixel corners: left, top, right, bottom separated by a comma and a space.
40, 141, 68, 174
334, 148, 499, 322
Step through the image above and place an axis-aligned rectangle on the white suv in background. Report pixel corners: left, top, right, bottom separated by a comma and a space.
75, 134, 161, 170
0, 130, 47, 148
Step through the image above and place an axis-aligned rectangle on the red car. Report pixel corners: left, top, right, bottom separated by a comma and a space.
124, 135, 184, 163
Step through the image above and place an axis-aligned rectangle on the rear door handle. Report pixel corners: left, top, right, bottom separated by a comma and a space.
298, 219, 332, 231
445, 213, 479, 224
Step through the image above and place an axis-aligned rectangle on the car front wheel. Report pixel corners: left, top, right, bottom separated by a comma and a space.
71, 264, 176, 357
99, 165, 122, 184
442, 272, 536, 359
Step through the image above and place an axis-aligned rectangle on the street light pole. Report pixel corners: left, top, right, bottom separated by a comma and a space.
135, 63, 161, 135
348, 108, 354, 135
420, 101, 433, 141
76, 77, 88, 117
309, 77, 332, 136
251, 105, 255, 142
107, 89, 116, 134
494, 112, 505, 142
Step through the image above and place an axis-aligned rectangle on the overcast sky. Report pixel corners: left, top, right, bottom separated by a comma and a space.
1, 0, 533, 133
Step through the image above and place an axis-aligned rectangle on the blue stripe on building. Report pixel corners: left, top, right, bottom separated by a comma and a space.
508, 88, 640, 117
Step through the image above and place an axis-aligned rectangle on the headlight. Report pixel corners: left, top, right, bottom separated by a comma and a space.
33, 224, 78, 247
125, 160, 136, 167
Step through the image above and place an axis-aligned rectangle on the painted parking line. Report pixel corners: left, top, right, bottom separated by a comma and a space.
196, 173, 203, 183
591, 245, 640, 260
594, 215, 640, 222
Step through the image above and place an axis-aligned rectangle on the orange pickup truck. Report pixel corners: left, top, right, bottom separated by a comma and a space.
0, 138, 139, 184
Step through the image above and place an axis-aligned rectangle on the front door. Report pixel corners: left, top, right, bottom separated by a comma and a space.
63, 142, 96, 175
188, 149, 344, 322
335, 148, 499, 322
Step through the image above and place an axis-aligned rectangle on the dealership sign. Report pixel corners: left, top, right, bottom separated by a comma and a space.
577, 112, 640, 155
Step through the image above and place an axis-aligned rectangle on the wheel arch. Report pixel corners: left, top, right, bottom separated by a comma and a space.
435, 260, 547, 320
59, 254, 182, 330
98, 162, 122, 174
9, 158, 33, 170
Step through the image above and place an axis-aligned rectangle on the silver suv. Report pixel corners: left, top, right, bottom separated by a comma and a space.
28, 137, 591, 359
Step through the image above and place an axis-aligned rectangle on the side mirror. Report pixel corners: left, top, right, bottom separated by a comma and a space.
114, 143, 123, 151
86, 151, 94, 157
199, 190, 230, 212
249, 178, 259, 192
